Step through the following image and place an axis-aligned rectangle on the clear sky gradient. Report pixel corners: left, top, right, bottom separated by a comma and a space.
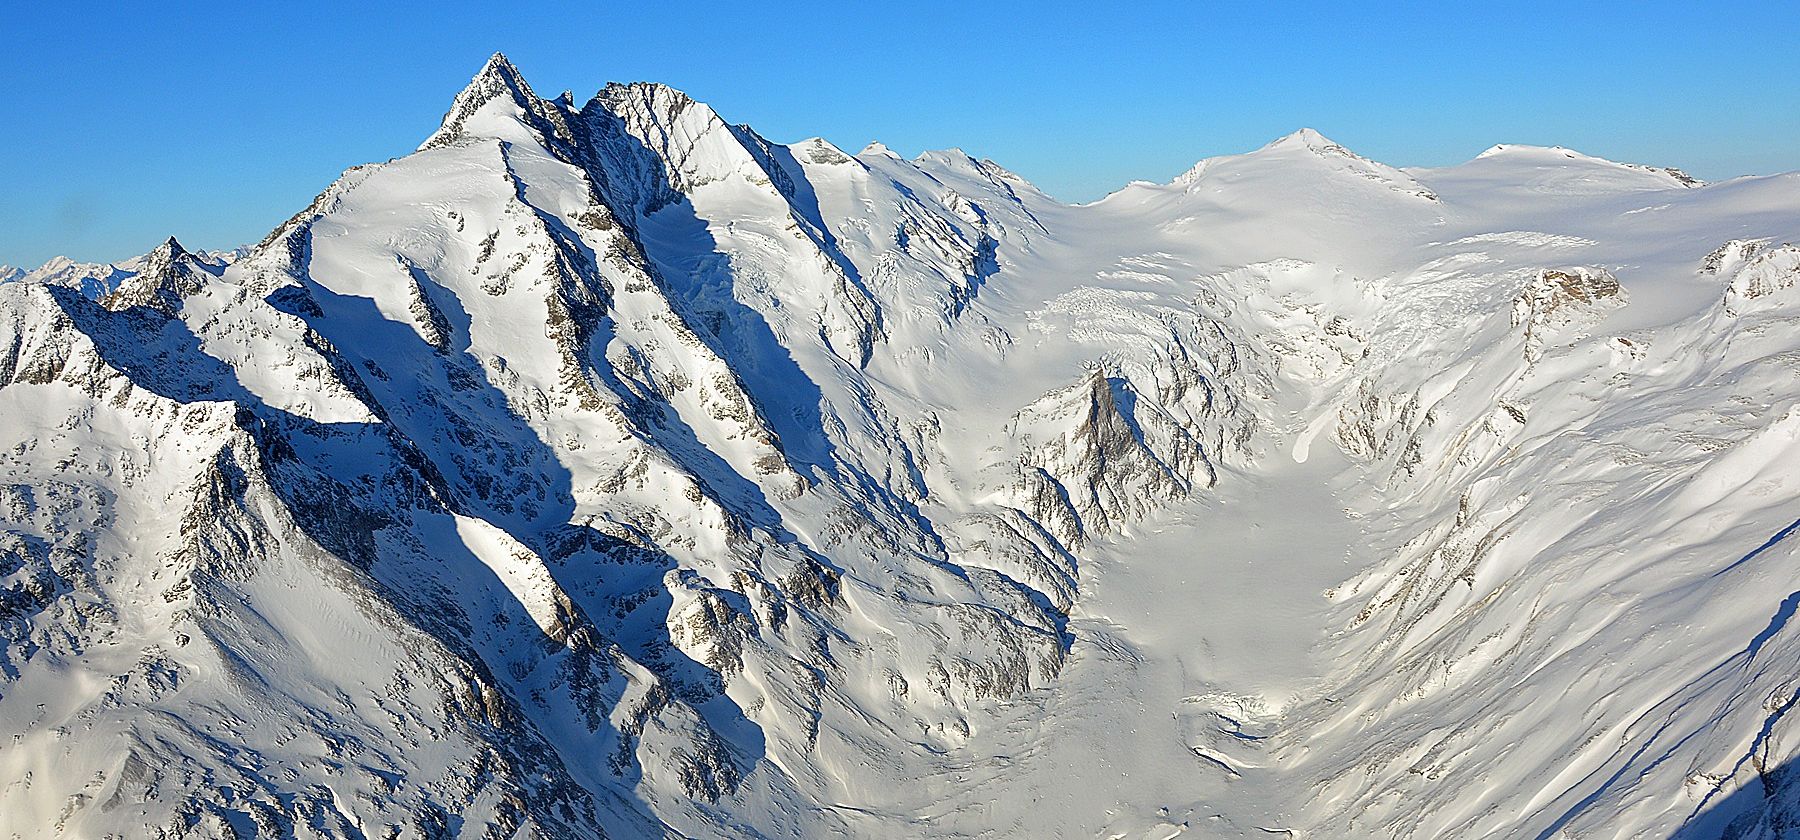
3, 1, 1796, 268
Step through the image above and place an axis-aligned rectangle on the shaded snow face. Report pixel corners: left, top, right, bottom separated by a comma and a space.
5, 53, 1800, 840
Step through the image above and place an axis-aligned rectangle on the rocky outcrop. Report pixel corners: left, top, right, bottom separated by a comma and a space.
1723, 243, 1800, 311
1010, 366, 1220, 546
1702, 238, 1769, 275
1510, 266, 1625, 361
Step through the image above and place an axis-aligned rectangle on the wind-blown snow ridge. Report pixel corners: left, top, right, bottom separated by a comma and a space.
3, 53, 1800, 839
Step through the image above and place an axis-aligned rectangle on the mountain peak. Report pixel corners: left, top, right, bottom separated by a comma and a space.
150, 235, 189, 261
1158, 127, 1437, 201
859, 141, 900, 159
1475, 143, 1583, 162
592, 80, 709, 126
99, 236, 215, 313
475, 51, 527, 91
458, 52, 535, 111
1263, 127, 1346, 154
916, 147, 973, 162
600, 79, 691, 101
1471, 144, 1703, 187
421, 52, 544, 149
1277, 126, 1330, 144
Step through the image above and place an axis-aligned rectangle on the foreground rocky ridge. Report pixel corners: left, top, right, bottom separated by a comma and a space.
3, 54, 1800, 838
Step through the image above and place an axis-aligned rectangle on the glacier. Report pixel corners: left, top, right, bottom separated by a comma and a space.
3, 53, 1800, 839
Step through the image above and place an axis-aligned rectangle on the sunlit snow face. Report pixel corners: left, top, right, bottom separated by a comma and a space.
4, 55, 1800, 840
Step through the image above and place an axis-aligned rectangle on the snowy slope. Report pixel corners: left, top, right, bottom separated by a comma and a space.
3, 53, 1800, 839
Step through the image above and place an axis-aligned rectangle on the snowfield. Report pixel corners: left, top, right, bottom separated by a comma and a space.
3, 54, 1800, 839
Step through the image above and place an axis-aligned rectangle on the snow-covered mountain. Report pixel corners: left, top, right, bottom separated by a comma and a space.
1, 240, 246, 300
3, 53, 1800, 839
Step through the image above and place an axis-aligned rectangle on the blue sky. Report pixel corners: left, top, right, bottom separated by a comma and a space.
3, 1, 1796, 268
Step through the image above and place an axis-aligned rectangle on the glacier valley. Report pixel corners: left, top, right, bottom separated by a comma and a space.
3, 54, 1800, 839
